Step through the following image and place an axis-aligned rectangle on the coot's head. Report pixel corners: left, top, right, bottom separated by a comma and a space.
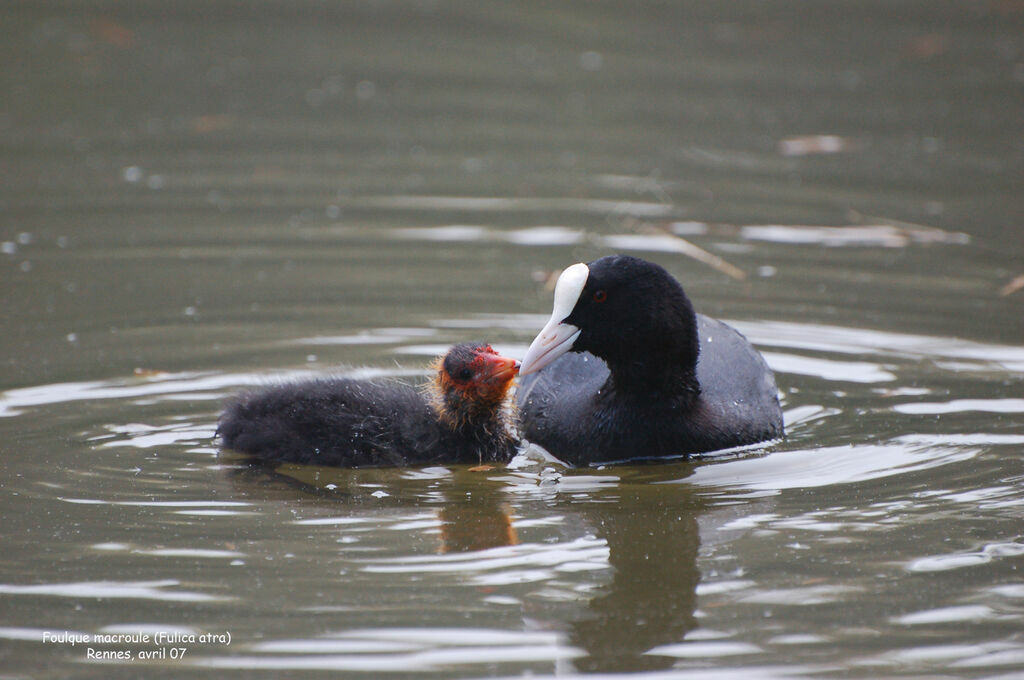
520, 255, 699, 389
432, 343, 519, 428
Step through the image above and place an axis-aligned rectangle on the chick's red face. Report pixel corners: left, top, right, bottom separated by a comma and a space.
441, 344, 519, 404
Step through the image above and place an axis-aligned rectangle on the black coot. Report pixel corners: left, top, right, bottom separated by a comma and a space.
517, 255, 783, 465
219, 343, 519, 467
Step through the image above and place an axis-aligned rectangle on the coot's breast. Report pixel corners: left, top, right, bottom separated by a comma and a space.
515, 350, 609, 462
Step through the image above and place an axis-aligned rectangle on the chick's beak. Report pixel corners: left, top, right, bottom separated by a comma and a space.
478, 352, 520, 386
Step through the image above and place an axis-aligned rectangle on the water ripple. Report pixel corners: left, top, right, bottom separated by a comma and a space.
187, 627, 582, 672
359, 536, 610, 578
685, 438, 977, 493
0, 580, 228, 602
865, 638, 1024, 669
361, 194, 675, 217
893, 398, 1024, 415
760, 352, 895, 383
92, 543, 245, 560
0, 367, 425, 416
907, 541, 1024, 573
730, 320, 1024, 373
893, 605, 1002, 625
647, 641, 763, 658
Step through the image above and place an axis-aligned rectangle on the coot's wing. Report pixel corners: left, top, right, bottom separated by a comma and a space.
694, 315, 783, 442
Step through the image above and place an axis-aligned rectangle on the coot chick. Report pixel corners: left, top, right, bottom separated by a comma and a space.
517, 255, 783, 465
219, 343, 519, 467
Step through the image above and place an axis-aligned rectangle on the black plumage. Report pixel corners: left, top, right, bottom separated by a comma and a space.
517, 255, 783, 465
218, 343, 519, 467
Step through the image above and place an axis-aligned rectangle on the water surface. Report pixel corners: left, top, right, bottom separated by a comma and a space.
2, 1, 1022, 678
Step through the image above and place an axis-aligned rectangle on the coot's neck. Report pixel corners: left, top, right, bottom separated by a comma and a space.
590, 275, 701, 409
602, 351, 701, 409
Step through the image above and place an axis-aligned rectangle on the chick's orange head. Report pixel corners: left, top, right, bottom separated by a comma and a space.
438, 344, 519, 405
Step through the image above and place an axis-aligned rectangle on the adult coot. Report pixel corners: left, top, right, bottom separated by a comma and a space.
517, 255, 783, 465
219, 343, 519, 467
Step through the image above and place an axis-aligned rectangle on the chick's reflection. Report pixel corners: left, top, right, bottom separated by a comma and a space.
438, 500, 517, 553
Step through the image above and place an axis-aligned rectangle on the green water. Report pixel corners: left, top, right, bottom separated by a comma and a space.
1, 1, 1022, 678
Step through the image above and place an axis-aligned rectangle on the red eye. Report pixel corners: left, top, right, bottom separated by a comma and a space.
592, 290, 607, 303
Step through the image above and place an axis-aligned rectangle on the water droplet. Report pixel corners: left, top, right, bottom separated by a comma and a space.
122, 166, 143, 183
355, 80, 376, 101
580, 51, 603, 71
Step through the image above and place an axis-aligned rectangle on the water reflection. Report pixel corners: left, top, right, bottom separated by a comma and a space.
437, 498, 517, 554
225, 458, 706, 674
559, 476, 703, 673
